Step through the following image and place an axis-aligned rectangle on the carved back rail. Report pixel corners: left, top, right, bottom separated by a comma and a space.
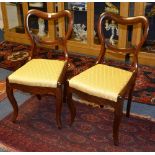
97, 12, 149, 72
25, 9, 73, 60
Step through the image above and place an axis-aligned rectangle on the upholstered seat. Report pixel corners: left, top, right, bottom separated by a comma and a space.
69, 64, 133, 102
9, 59, 66, 88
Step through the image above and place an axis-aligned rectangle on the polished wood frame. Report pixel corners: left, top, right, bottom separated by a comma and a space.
67, 12, 149, 145
6, 9, 73, 129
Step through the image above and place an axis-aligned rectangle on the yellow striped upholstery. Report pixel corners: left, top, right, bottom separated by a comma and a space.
8, 59, 66, 88
69, 64, 133, 102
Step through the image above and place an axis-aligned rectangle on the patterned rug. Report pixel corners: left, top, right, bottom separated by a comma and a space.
0, 95, 155, 151
0, 41, 155, 105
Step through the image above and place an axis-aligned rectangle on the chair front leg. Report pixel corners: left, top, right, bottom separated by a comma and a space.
113, 98, 123, 146
126, 81, 135, 117
67, 86, 76, 126
6, 78, 18, 123
56, 86, 63, 129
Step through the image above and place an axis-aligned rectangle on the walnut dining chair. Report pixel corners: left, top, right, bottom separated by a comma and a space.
67, 12, 149, 145
6, 9, 73, 129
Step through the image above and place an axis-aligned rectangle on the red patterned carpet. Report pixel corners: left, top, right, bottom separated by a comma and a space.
0, 41, 155, 105
0, 95, 155, 151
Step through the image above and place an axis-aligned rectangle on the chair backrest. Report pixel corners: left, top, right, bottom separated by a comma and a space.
96, 12, 149, 72
25, 9, 73, 60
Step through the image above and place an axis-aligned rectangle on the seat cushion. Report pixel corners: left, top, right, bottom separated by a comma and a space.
69, 64, 133, 102
8, 59, 66, 88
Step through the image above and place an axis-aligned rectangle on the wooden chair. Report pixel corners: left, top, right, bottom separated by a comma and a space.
6, 9, 73, 129
67, 12, 149, 145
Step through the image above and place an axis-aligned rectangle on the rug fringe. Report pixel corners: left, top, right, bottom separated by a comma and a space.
0, 141, 19, 152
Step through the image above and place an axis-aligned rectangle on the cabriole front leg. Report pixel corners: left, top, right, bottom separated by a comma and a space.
6, 78, 18, 123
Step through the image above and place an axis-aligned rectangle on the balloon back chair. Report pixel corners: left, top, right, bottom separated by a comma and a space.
6, 9, 73, 129
67, 12, 149, 145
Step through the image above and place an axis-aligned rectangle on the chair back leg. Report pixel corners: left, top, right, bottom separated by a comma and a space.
67, 86, 76, 126
126, 82, 136, 117
56, 87, 63, 129
36, 94, 42, 100
63, 79, 68, 103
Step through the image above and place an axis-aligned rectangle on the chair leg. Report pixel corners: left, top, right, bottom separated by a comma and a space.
67, 86, 76, 126
36, 94, 41, 100
6, 79, 18, 123
63, 80, 67, 103
113, 99, 123, 146
56, 87, 63, 129
126, 82, 135, 117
